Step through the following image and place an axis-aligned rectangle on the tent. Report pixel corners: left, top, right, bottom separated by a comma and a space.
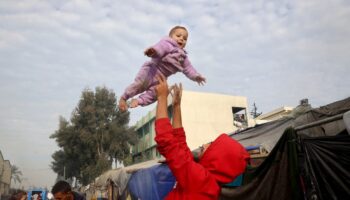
220, 97, 350, 200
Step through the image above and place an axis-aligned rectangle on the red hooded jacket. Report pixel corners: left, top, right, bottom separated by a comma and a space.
155, 118, 250, 200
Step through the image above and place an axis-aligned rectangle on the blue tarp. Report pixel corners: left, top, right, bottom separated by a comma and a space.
127, 164, 175, 200
245, 145, 260, 151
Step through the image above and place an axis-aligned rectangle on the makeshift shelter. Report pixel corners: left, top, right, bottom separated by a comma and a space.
84, 159, 162, 200
220, 97, 350, 200
88, 97, 350, 200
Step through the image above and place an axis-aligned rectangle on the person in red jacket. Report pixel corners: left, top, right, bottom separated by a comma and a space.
154, 74, 250, 199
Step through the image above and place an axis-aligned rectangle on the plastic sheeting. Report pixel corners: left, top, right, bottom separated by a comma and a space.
127, 164, 175, 200
230, 117, 294, 152
95, 168, 131, 195
295, 97, 350, 137
219, 97, 350, 200
220, 129, 350, 200
220, 128, 301, 200
302, 134, 350, 200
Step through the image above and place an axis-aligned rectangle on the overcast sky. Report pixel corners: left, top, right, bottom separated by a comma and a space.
1, 0, 349, 189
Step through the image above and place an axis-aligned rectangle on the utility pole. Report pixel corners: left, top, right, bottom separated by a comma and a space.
250, 102, 262, 118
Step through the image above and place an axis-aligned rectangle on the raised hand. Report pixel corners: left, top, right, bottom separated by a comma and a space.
155, 74, 169, 119
170, 83, 182, 107
155, 74, 169, 99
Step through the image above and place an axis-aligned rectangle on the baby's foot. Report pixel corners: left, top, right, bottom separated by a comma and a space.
118, 98, 128, 112
130, 99, 139, 108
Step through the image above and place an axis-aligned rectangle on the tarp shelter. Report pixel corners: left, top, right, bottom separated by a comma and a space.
220, 97, 350, 200
84, 159, 163, 200
88, 97, 350, 200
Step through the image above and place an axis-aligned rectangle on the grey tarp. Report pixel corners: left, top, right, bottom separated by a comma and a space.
294, 97, 350, 137
229, 97, 350, 152
230, 117, 294, 153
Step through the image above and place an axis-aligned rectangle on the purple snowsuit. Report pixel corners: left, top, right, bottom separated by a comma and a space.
121, 37, 202, 106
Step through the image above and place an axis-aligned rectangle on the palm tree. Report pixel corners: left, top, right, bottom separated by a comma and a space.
11, 165, 23, 184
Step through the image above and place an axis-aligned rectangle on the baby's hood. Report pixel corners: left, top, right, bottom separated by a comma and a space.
163, 36, 176, 44
199, 134, 250, 184
163, 37, 186, 52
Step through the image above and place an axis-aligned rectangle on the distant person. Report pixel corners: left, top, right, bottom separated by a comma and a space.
118, 25, 206, 112
154, 74, 250, 199
9, 190, 27, 200
51, 180, 85, 200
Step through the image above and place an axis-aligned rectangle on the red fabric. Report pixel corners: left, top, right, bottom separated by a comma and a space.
155, 118, 250, 200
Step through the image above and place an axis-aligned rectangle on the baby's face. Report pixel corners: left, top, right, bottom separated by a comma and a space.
170, 28, 188, 49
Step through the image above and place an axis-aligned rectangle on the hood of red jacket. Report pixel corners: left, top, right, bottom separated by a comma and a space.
199, 134, 250, 184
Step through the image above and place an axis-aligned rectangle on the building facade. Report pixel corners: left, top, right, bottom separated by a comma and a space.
131, 90, 250, 163
0, 151, 12, 198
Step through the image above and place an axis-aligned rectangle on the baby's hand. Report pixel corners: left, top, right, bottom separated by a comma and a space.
195, 75, 206, 86
130, 99, 139, 108
118, 98, 128, 112
144, 48, 156, 57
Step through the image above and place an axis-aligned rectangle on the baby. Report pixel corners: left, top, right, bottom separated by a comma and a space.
118, 26, 206, 112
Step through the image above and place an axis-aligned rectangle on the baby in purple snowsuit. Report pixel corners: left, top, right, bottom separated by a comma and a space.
118, 26, 206, 112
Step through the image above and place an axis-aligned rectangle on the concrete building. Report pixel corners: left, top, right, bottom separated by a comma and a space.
0, 151, 12, 198
132, 90, 250, 163
253, 99, 313, 125
0, 151, 4, 198
254, 106, 294, 125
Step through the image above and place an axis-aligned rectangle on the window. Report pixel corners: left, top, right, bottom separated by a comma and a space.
137, 129, 143, 139
144, 123, 150, 135
232, 107, 247, 127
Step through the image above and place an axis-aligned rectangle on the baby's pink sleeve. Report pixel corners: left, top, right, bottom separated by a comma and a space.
182, 57, 201, 81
